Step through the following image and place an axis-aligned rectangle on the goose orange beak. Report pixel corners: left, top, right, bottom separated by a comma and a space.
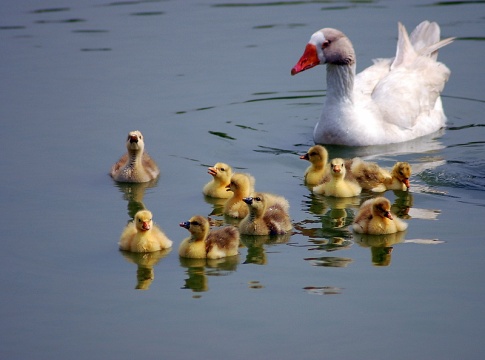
291, 44, 319, 75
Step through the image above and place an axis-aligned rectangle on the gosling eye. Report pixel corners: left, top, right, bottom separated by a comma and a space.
254, 197, 262, 202
190, 221, 200, 226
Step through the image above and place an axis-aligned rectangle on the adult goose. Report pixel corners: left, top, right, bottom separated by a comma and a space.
291, 21, 454, 146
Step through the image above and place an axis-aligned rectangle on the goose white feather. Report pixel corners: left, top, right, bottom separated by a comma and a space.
291, 21, 454, 146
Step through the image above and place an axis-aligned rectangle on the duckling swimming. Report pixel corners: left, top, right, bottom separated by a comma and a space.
352, 197, 408, 235
203, 162, 233, 198
300, 145, 329, 185
239, 192, 292, 235
223, 173, 255, 218
313, 158, 362, 197
119, 210, 173, 252
110, 130, 160, 183
179, 215, 240, 259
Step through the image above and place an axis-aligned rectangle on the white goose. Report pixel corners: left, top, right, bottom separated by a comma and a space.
291, 21, 454, 146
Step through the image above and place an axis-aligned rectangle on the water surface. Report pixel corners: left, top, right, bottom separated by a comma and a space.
1, 0, 485, 359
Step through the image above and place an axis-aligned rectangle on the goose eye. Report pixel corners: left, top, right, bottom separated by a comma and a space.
322, 40, 331, 49
255, 197, 261, 201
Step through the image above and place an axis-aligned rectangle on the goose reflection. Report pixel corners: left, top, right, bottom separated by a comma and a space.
120, 248, 171, 290
179, 256, 240, 294
353, 231, 407, 266
240, 233, 291, 265
114, 179, 158, 218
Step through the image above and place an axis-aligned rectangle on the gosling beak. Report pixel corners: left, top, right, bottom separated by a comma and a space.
208, 167, 217, 176
129, 135, 139, 143
243, 197, 253, 205
300, 153, 310, 161
141, 221, 151, 231
179, 221, 190, 229
384, 211, 393, 220
403, 178, 410, 189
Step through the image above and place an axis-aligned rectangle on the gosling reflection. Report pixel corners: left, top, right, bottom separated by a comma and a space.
120, 249, 171, 290
294, 194, 359, 239
114, 179, 158, 218
179, 256, 240, 294
240, 233, 291, 265
393, 191, 441, 220
353, 231, 407, 266
203, 195, 227, 216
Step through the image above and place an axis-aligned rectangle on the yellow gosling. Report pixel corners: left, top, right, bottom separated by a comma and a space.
119, 210, 173, 252
300, 145, 329, 185
202, 162, 233, 198
223, 173, 255, 218
313, 158, 361, 197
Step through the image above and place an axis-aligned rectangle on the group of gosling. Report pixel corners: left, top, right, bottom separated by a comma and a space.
112, 130, 411, 259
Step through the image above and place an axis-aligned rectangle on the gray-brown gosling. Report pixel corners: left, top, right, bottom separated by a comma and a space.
239, 192, 292, 236
110, 130, 160, 183
179, 215, 240, 259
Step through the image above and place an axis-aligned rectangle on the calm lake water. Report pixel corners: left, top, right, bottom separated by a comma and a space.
1, 0, 485, 359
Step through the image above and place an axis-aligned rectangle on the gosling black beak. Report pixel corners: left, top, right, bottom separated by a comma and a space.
243, 197, 253, 205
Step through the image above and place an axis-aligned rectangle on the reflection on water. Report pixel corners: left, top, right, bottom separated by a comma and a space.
114, 179, 158, 219
354, 231, 406, 267
241, 233, 291, 265
303, 286, 343, 295
179, 256, 240, 295
120, 249, 172, 290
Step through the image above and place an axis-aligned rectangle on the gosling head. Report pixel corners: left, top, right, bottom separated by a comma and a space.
372, 197, 393, 220
208, 162, 232, 180
125, 130, 145, 152
330, 158, 345, 176
300, 145, 328, 165
134, 210, 153, 232
392, 162, 411, 188
179, 215, 209, 239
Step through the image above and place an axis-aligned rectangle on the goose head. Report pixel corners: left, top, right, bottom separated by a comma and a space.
291, 28, 355, 75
